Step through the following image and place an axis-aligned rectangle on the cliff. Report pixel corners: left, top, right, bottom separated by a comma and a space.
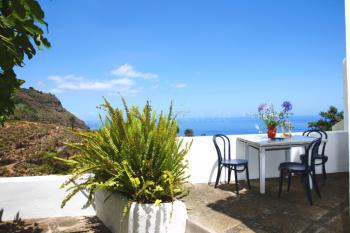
12, 88, 88, 130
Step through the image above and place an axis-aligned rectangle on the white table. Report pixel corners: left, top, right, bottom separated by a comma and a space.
237, 135, 316, 194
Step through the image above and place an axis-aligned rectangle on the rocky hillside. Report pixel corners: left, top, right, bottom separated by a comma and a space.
0, 121, 79, 177
0, 88, 91, 177
12, 88, 88, 130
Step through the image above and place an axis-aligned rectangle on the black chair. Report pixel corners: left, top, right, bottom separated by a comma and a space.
213, 134, 251, 194
278, 138, 322, 205
300, 129, 328, 183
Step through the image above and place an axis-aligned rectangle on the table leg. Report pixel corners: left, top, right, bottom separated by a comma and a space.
309, 173, 313, 189
244, 142, 250, 181
259, 148, 266, 194
285, 148, 291, 162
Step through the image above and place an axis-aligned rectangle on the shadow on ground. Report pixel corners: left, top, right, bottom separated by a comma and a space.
184, 172, 349, 233
0, 209, 110, 233
0, 210, 42, 233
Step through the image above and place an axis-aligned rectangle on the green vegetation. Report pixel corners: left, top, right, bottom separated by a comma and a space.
69, 116, 76, 130
61, 98, 192, 208
0, 0, 50, 124
0, 115, 5, 127
10, 88, 88, 129
184, 128, 194, 137
308, 106, 344, 131
13, 103, 38, 121
27, 151, 71, 175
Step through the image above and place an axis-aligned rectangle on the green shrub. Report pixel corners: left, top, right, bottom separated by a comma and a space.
308, 106, 343, 131
13, 103, 38, 121
0, 115, 6, 127
61, 98, 191, 208
27, 151, 72, 175
184, 128, 194, 137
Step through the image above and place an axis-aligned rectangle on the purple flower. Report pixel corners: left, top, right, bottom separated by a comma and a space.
258, 103, 267, 112
281, 101, 292, 112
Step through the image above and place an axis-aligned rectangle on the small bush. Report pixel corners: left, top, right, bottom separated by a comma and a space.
27, 151, 71, 175
0, 115, 6, 127
61, 98, 192, 208
184, 128, 194, 137
13, 104, 38, 121
308, 106, 343, 131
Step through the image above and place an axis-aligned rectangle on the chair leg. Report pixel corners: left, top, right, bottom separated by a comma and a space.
278, 170, 283, 197
215, 165, 222, 188
234, 168, 239, 194
312, 171, 321, 198
245, 164, 251, 189
228, 166, 232, 184
287, 172, 292, 192
304, 173, 313, 205
322, 163, 327, 182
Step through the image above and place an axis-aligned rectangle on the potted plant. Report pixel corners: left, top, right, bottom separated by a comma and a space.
60, 98, 192, 233
257, 101, 292, 139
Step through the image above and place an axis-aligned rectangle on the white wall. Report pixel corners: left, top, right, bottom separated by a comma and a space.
344, 0, 350, 213
182, 131, 349, 184
0, 175, 95, 221
343, 59, 348, 130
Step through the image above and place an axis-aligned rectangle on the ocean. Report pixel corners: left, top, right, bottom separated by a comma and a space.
86, 115, 319, 136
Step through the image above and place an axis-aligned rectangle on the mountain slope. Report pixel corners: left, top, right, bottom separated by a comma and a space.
12, 88, 88, 130
0, 121, 78, 176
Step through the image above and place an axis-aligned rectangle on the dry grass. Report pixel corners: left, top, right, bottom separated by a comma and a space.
0, 121, 82, 177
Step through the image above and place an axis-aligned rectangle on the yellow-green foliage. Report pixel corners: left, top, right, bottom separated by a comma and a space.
61, 98, 191, 208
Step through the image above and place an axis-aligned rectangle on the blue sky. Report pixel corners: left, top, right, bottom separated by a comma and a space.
17, 0, 345, 121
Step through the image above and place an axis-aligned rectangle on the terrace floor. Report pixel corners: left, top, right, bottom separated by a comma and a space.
0, 173, 348, 233
184, 172, 349, 233
0, 216, 110, 233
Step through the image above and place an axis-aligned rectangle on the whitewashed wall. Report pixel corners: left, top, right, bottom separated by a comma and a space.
0, 175, 95, 221
182, 131, 349, 184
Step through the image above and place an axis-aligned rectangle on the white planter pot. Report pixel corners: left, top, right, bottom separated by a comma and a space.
95, 190, 188, 233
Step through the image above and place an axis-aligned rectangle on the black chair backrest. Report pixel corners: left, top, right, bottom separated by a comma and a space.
302, 129, 321, 137
213, 134, 231, 163
304, 138, 322, 169
303, 129, 328, 156
318, 130, 328, 156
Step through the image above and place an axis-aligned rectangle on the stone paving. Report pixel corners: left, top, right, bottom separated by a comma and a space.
183, 172, 349, 233
0, 216, 110, 233
0, 173, 348, 233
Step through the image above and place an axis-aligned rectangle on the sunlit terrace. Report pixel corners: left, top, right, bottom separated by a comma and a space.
0, 0, 350, 233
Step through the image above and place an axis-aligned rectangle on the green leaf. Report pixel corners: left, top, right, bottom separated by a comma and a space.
154, 199, 161, 206
0, 0, 50, 117
12, 1, 26, 19
25, 0, 45, 20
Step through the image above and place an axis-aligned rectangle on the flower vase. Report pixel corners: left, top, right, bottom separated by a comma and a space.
287, 122, 292, 137
267, 126, 277, 139
281, 122, 286, 138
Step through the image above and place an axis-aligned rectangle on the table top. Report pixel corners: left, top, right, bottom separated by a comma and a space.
237, 135, 316, 148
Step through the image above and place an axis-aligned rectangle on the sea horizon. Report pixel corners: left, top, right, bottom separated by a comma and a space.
85, 115, 320, 136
